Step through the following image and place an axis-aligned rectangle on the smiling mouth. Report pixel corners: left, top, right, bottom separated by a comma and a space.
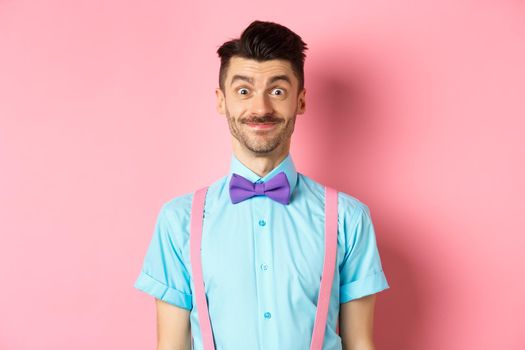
245, 122, 278, 130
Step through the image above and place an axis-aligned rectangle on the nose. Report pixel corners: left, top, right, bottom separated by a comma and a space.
249, 92, 274, 117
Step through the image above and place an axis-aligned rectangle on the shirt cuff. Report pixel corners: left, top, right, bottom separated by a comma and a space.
134, 271, 193, 311
340, 270, 390, 303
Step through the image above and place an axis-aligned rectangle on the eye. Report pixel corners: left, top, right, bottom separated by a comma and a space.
271, 88, 285, 96
237, 88, 249, 95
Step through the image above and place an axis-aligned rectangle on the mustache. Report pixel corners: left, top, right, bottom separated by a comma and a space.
242, 115, 282, 124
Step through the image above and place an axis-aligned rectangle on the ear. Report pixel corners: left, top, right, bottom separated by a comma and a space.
215, 87, 226, 115
296, 88, 306, 115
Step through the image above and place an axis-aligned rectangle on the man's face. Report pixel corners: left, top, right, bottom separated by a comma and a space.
216, 57, 306, 155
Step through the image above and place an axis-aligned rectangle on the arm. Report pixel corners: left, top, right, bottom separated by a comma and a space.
339, 294, 377, 350
155, 298, 191, 350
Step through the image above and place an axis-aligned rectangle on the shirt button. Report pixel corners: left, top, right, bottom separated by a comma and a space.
260, 263, 269, 271
264, 312, 272, 319
258, 219, 266, 227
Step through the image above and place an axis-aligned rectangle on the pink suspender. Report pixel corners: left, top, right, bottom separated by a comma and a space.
190, 187, 214, 349
190, 186, 339, 350
310, 186, 338, 349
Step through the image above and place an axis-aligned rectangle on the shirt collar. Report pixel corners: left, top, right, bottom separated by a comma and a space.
228, 152, 298, 196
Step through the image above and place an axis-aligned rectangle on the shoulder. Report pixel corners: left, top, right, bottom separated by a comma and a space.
152, 192, 194, 242
159, 174, 228, 223
297, 172, 370, 218
160, 191, 193, 221
337, 191, 370, 221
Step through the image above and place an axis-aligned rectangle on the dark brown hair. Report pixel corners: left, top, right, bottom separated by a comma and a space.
217, 20, 308, 92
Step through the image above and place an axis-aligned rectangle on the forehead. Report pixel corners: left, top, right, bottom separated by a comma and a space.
226, 56, 296, 84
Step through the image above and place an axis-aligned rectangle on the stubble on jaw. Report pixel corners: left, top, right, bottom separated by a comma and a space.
225, 109, 296, 154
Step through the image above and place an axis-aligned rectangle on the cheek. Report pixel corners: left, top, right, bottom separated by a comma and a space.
276, 99, 298, 114
225, 101, 247, 117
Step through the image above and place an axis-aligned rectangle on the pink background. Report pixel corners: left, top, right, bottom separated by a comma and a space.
1, 1, 524, 349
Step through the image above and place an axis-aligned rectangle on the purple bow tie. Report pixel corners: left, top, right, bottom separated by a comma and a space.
229, 171, 291, 205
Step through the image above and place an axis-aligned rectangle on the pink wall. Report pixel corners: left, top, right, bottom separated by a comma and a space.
1, 1, 524, 349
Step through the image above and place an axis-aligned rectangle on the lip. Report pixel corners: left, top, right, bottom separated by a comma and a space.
245, 122, 278, 130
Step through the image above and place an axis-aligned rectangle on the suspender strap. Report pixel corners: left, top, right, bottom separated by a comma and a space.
189, 186, 214, 350
190, 186, 338, 350
309, 186, 338, 350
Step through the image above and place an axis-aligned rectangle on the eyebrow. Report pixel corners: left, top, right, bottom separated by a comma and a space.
230, 74, 292, 86
230, 75, 253, 86
269, 75, 292, 85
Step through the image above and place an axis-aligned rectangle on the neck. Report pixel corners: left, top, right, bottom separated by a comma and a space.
232, 139, 291, 178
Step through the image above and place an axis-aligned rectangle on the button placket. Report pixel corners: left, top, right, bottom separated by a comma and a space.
253, 197, 275, 331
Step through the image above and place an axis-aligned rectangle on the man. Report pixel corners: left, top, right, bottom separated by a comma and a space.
134, 20, 389, 350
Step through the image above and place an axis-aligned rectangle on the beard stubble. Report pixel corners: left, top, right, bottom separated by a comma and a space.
225, 109, 296, 154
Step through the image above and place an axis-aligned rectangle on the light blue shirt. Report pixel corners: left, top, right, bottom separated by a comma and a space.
134, 153, 389, 350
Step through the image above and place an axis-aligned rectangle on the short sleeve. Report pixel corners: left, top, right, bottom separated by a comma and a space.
339, 202, 389, 303
133, 203, 193, 310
